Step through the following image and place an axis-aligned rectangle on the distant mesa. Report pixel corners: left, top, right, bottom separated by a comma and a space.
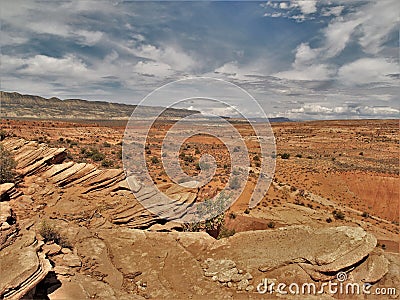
1, 91, 291, 122
0, 91, 199, 120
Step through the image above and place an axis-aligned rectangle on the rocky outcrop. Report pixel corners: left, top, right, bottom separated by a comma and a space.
0, 183, 20, 201
1, 136, 398, 299
1, 137, 200, 230
0, 227, 52, 299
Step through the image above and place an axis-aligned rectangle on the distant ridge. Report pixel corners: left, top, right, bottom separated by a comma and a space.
0, 91, 199, 120
249, 117, 292, 123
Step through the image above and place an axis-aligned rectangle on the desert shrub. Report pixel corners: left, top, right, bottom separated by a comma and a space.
361, 212, 369, 218
217, 226, 235, 239
281, 153, 290, 159
0, 145, 17, 183
326, 217, 332, 223
183, 155, 194, 163
85, 148, 105, 161
195, 148, 201, 155
359, 152, 363, 156
183, 193, 231, 238
101, 160, 113, 167
151, 157, 159, 164
295, 154, 302, 158
244, 208, 250, 214
229, 212, 236, 219
333, 210, 345, 220
0, 130, 7, 141
307, 156, 313, 159
253, 155, 260, 161
103, 142, 111, 148
91, 152, 105, 161
267, 221, 275, 228
39, 220, 72, 248
117, 149, 122, 159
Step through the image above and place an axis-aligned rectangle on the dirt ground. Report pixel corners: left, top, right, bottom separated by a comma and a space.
1, 118, 398, 250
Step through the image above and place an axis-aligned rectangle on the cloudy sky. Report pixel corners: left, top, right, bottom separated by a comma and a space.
1, 0, 399, 119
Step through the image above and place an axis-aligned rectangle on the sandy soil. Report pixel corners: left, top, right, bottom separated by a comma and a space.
1, 118, 398, 250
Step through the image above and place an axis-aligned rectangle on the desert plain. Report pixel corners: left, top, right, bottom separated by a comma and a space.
0, 117, 399, 299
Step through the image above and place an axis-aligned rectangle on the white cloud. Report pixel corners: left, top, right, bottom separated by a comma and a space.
295, 0, 317, 14
282, 103, 399, 119
133, 61, 174, 77
357, 1, 400, 54
275, 64, 335, 81
131, 44, 196, 72
338, 58, 399, 85
321, 6, 344, 17
20, 55, 89, 77
293, 43, 319, 68
322, 0, 399, 56
279, 2, 289, 9
323, 19, 362, 58
274, 43, 335, 81
74, 30, 103, 46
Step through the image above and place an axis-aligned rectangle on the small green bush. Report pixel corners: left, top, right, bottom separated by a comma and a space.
267, 221, 275, 228
91, 152, 105, 161
39, 220, 72, 249
101, 160, 113, 167
217, 226, 235, 239
281, 153, 290, 159
333, 210, 345, 220
0, 145, 17, 183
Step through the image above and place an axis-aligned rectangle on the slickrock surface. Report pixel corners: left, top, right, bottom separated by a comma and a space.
0, 137, 398, 299
0, 226, 52, 300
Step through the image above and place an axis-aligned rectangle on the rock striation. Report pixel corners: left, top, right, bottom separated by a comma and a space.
0, 136, 398, 299
0, 227, 52, 300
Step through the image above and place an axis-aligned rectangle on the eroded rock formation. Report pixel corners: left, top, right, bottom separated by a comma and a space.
0, 137, 398, 299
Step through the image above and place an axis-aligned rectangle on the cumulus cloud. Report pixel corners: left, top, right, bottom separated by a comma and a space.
274, 43, 335, 81
131, 44, 196, 72
338, 58, 399, 85
1, 54, 89, 77
295, 0, 317, 14
282, 103, 399, 119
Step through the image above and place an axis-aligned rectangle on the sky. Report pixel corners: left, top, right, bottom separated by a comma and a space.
0, 0, 399, 120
